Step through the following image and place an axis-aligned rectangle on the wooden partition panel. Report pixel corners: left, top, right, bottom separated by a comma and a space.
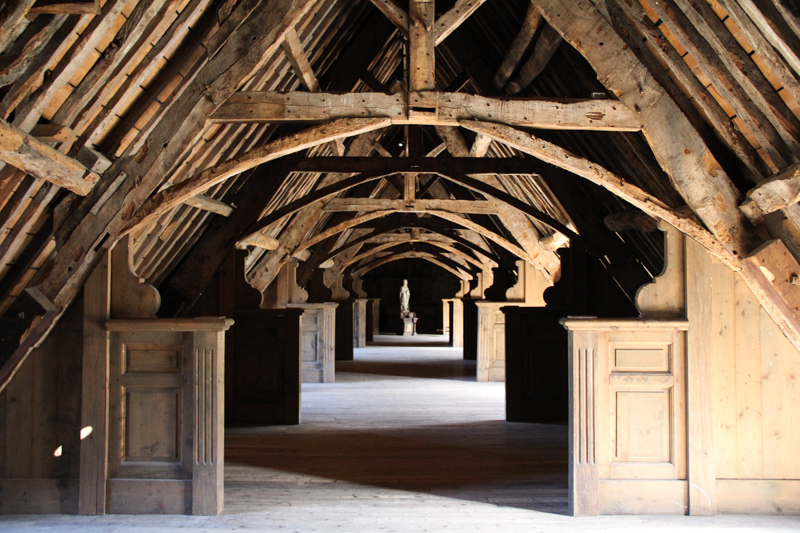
562, 319, 689, 516
503, 307, 568, 423
227, 309, 302, 426
289, 303, 337, 383
334, 300, 354, 361
105, 319, 231, 515
462, 298, 477, 361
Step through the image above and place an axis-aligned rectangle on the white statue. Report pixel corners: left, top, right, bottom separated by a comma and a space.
399, 279, 410, 314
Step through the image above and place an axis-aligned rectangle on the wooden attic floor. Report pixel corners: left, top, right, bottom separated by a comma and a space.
2, 335, 800, 532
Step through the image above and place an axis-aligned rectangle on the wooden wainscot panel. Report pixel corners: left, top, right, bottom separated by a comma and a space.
716, 480, 800, 514
0, 478, 79, 514
598, 480, 688, 515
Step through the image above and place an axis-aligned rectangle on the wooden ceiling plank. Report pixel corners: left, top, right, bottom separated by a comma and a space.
0, 118, 96, 195
607, 0, 760, 179
211, 90, 643, 131
12, 0, 133, 133
367, 0, 409, 37
715, 0, 800, 109
122, 117, 390, 233
0, 14, 67, 90
85, 0, 211, 151
433, 0, 486, 46
0, 0, 38, 51
671, 0, 800, 153
0, 15, 82, 122
52, 0, 174, 129
505, 24, 562, 95
647, 0, 793, 168
736, 0, 800, 79
27, 0, 100, 15
281, 28, 321, 92
492, 3, 543, 90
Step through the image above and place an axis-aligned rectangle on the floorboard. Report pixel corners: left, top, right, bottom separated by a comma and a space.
2, 335, 799, 531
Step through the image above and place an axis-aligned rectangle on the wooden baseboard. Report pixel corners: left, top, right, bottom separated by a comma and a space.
717, 479, 800, 515
0, 478, 78, 514
599, 480, 688, 515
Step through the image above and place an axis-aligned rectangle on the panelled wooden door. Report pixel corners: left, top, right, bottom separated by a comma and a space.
107, 330, 194, 514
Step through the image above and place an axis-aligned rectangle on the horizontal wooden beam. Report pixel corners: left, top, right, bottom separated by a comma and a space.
323, 198, 497, 214
293, 156, 541, 174
184, 194, 235, 217
0, 118, 97, 195
210, 91, 642, 131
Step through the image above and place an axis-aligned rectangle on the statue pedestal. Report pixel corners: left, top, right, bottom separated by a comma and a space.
400, 311, 418, 336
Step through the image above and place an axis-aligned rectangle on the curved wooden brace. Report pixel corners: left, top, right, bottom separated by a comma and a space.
124, 117, 392, 234
352, 251, 472, 280
242, 166, 576, 247
292, 208, 535, 264
239, 171, 390, 241
344, 240, 488, 271
314, 223, 501, 267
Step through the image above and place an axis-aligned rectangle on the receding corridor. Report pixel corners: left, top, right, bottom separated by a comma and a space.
225, 334, 569, 516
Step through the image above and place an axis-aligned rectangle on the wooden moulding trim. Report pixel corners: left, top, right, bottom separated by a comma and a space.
105, 318, 235, 331
559, 318, 690, 331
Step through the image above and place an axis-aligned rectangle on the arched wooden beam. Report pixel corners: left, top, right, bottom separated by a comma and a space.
123, 117, 393, 233
435, 171, 582, 249
352, 251, 471, 281
344, 240, 488, 271
312, 224, 500, 268
458, 120, 732, 268
237, 170, 391, 242
241, 166, 574, 247
351, 244, 476, 277
293, 208, 536, 264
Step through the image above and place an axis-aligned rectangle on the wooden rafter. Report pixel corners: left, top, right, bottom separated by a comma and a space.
433, 0, 486, 46
367, 0, 409, 37
281, 28, 321, 92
